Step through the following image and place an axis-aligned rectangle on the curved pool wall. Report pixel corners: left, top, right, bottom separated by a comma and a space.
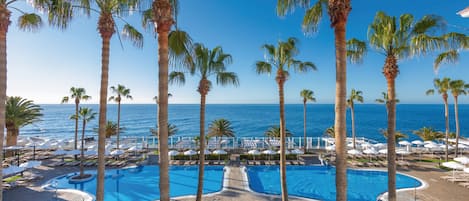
44, 165, 225, 201
245, 166, 423, 201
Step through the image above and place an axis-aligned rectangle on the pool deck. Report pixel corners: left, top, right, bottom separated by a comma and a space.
4, 158, 469, 201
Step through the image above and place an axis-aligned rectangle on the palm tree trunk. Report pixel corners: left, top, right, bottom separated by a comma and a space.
351, 105, 356, 149
278, 81, 288, 201
117, 100, 121, 149
196, 91, 207, 201
96, 13, 114, 200
6, 127, 18, 146
443, 97, 449, 161
454, 96, 460, 157
0, 6, 9, 199
80, 120, 85, 177
303, 101, 307, 151
75, 101, 79, 150
154, 1, 173, 199
384, 55, 398, 201
331, 10, 349, 201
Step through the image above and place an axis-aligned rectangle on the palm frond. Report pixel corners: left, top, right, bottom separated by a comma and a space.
122, 24, 143, 48
434, 50, 459, 72
425, 89, 434, 95
216, 72, 239, 87
141, 8, 153, 30
169, 30, 194, 70
47, 0, 73, 30
169, 71, 186, 85
276, 0, 310, 16
255, 61, 272, 75
18, 13, 43, 32
412, 15, 445, 35
346, 38, 367, 64
302, 0, 324, 34
411, 34, 445, 56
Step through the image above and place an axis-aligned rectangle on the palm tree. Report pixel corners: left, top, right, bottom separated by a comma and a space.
300, 89, 315, 152
109, 84, 132, 149
169, 43, 238, 200
150, 123, 178, 136
265, 126, 293, 138
380, 129, 408, 141
0, 2, 68, 196
375, 92, 399, 114
449, 80, 469, 157
72, 107, 97, 179
324, 126, 335, 138
5, 97, 43, 146
368, 12, 445, 200
277, 1, 353, 199
208, 119, 236, 149
61, 87, 91, 152
93, 121, 123, 138
347, 89, 363, 149
255, 37, 315, 200
143, 1, 192, 199
413, 127, 445, 141
426, 78, 451, 161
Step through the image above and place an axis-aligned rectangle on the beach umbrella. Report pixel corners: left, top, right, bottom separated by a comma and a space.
110, 149, 125, 156
212, 149, 227, 161
398, 141, 411, 146
378, 149, 388, 154
4, 145, 23, 165
424, 140, 434, 144
87, 145, 98, 150
277, 149, 290, 154
412, 140, 424, 146
347, 149, 361, 155
199, 149, 211, 155
454, 156, 469, 165
25, 142, 41, 160
262, 149, 276, 161
363, 149, 378, 161
443, 161, 465, 179
184, 150, 197, 160
66, 150, 80, 156
248, 150, 260, 160
19, 160, 42, 169
464, 167, 469, 174
396, 149, 411, 161
2, 165, 25, 177
84, 150, 98, 156
168, 150, 179, 160
373, 143, 386, 149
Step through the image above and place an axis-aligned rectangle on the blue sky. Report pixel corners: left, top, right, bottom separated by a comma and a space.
7, 0, 469, 104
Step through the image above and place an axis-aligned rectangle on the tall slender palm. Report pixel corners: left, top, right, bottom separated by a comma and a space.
277, 1, 352, 199
255, 37, 316, 200
0, 1, 69, 196
300, 89, 315, 151
426, 78, 451, 161
72, 107, 97, 178
109, 84, 132, 149
170, 43, 239, 201
144, 1, 192, 199
413, 127, 445, 141
62, 87, 91, 151
449, 80, 469, 157
5, 97, 43, 146
265, 126, 293, 138
368, 12, 445, 200
60, 1, 144, 200
375, 92, 399, 114
208, 119, 236, 149
347, 89, 363, 149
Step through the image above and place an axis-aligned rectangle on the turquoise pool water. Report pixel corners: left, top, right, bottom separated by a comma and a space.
246, 166, 422, 201
46, 165, 224, 201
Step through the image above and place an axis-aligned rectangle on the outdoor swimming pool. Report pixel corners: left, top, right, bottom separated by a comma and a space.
246, 166, 422, 201
45, 165, 225, 201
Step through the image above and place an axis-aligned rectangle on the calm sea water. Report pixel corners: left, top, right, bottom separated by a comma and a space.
21, 104, 469, 143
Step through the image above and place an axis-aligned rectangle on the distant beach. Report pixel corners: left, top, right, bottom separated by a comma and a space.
20, 104, 469, 142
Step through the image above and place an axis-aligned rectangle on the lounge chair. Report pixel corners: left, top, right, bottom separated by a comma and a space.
2, 166, 25, 178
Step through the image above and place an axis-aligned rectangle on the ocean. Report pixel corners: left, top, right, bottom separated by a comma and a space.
20, 104, 469, 143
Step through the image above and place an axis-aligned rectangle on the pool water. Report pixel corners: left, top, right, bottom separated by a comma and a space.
46, 165, 225, 201
246, 166, 422, 201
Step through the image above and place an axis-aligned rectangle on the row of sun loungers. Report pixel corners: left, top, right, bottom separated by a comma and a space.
48, 160, 127, 167
244, 160, 306, 165
169, 160, 226, 166
440, 172, 469, 189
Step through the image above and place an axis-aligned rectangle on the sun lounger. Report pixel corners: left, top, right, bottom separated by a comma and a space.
458, 182, 469, 188
2, 166, 25, 178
